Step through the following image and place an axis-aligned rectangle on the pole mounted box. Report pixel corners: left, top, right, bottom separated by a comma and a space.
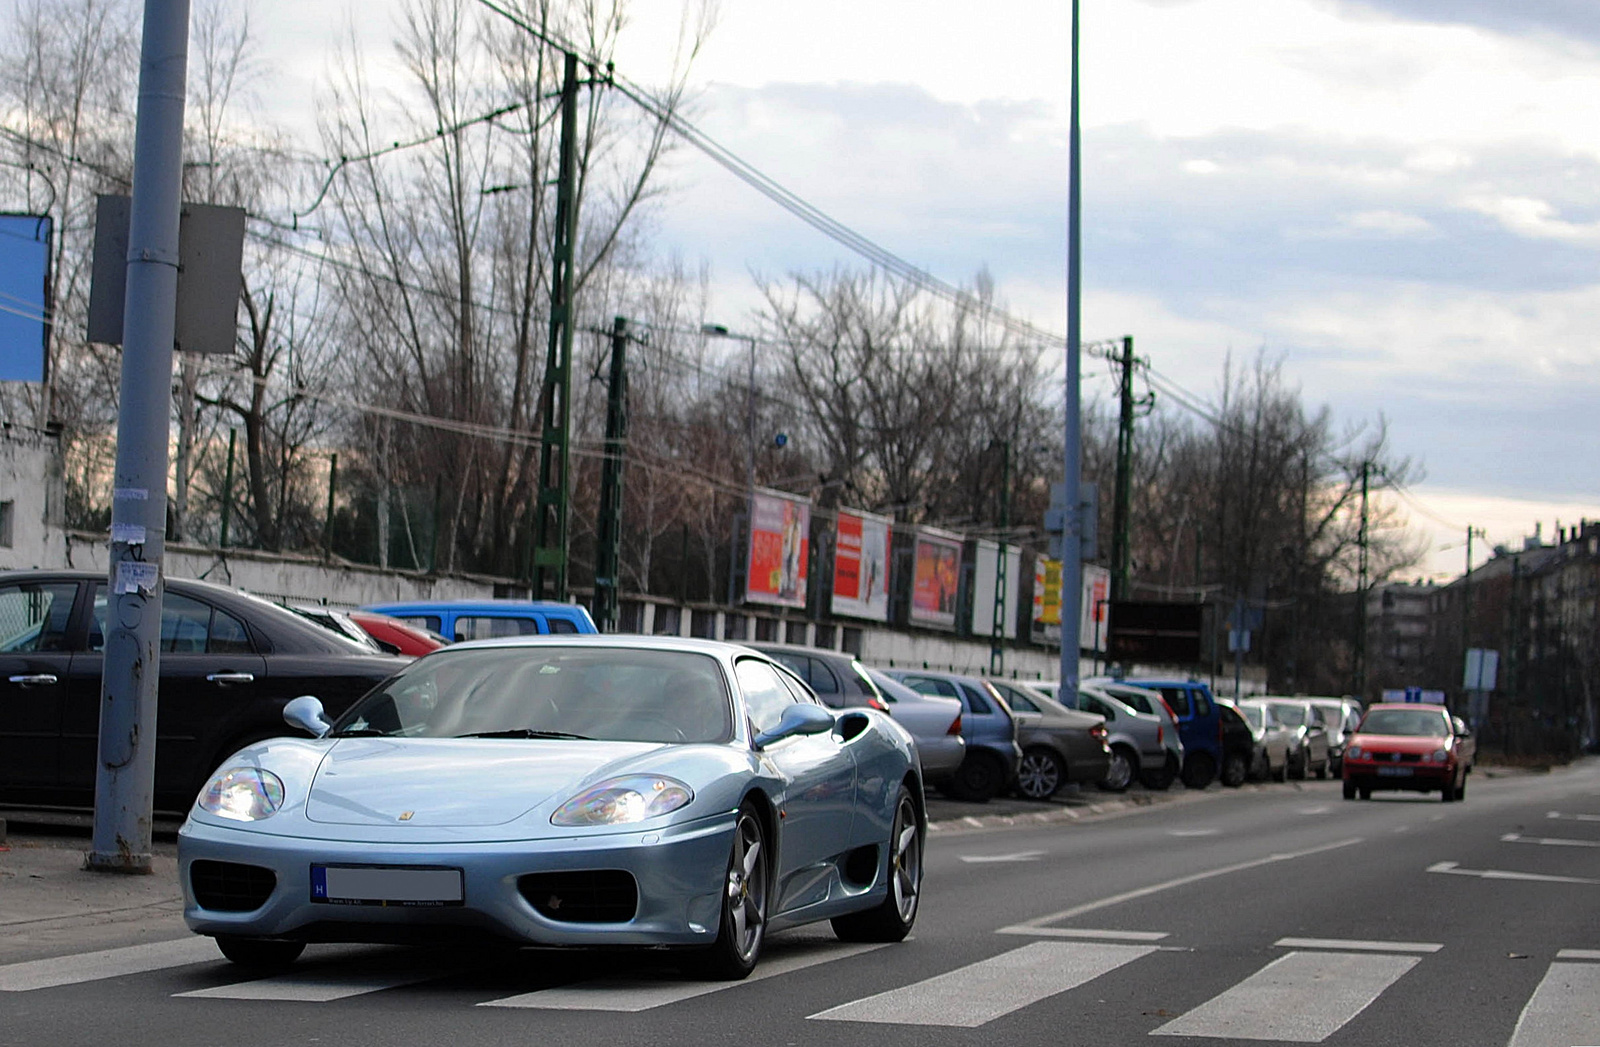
87, 194, 246, 355
1044, 481, 1098, 560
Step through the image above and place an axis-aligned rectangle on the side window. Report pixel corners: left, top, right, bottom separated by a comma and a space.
807, 659, 841, 696
1003, 688, 1040, 714
843, 662, 878, 698
901, 675, 960, 700
160, 594, 219, 653
736, 659, 800, 735
209, 607, 254, 654
547, 618, 580, 634
0, 582, 78, 653
768, 652, 811, 687
1116, 690, 1151, 714
959, 683, 994, 715
1083, 695, 1112, 720
456, 616, 540, 641
1193, 692, 1212, 717
1161, 687, 1192, 717
398, 615, 443, 633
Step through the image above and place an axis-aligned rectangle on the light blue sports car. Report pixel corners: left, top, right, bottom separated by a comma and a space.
178, 635, 926, 979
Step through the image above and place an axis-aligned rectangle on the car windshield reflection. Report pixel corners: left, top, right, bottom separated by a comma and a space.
1359, 709, 1449, 737
331, 646, 732, 744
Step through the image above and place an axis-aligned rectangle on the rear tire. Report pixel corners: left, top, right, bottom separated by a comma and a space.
946, 752, 1005, 802
1098, 746, 1136, 793
1272, 757, 1288, 783
1017, 748, 1066, 799
1358, 786, 1371, 800
832, 786, 922, 943
215, 936, 305, 971
1220, 751, 1248, 788
1180, 752, 1216, 789
1314, 759, 1328, 780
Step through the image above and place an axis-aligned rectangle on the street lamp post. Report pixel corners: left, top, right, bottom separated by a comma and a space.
703, 323, 759, 604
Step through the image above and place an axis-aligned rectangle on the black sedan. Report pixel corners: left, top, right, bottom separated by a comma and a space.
0, 570, 406, 814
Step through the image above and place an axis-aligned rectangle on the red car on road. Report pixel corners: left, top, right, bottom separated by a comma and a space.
1342, 703, 1475, 802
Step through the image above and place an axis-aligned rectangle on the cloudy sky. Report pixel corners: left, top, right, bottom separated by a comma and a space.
255, 0, 1600, 578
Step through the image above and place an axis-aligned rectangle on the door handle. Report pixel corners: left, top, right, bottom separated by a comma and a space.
205, 672, 255, 685
8, 674, 59, 686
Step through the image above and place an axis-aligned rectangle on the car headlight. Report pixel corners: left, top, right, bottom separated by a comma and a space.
552, 775, 693, 826
1430, 748, 1449, 762
1347, 746, 1364, 760
198, 767, 285, 821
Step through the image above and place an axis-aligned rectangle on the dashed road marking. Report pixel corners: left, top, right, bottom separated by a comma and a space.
1428, 861, 1600, 885
996, 927, 1168, 941
1501, 833, 1600, 848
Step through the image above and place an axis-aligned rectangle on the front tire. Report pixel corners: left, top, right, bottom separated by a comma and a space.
946, 752, 1005, 802
1017, 747, 1066, 799
1139, 753, 1178, 791
833, 786, 922, 943
1181, 752, 1216, 789
1220, 751, 1248, 788
1098, 745, 1136, 793
687, 801, 768, 980
215, 936, 305, 971
1342, 779, 1357, 800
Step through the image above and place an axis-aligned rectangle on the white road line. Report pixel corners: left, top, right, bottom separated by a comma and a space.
1501, 833, 1600, 848
960, 850, 1046, 863
1167, 829, 1218, 837
1546, 811, 1600, 822
478, 940, 888, 1011
1151, 950, 1419, 1042
809, 941, 1157, 1027
1427, 861, 1600, 885
175, 968, 435, 1002
1556, 949, 1600, 961
1274, 937, 1442, 954
1507, 962, 1600, 1047
997, 837, 1362, 934
996, 928, 1169, 942
0, 938, 219, 992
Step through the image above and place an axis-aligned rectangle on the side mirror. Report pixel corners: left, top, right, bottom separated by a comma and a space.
754, 703, 834, 749
284, 695, 332, 738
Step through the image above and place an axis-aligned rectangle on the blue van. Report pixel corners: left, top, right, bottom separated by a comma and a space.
1118, 677, 1223, 789
362, 600, 597, 642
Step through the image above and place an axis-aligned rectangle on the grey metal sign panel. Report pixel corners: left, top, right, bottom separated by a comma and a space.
87, 194, 245, 354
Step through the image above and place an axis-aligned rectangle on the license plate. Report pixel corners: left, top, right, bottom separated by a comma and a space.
310, 865, 463, 906
1376, 767, 1413, 777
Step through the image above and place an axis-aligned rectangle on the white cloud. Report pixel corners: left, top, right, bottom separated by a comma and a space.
1462, 195, 1600, 244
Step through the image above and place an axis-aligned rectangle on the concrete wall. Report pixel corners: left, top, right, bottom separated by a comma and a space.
0, 425, 65, 571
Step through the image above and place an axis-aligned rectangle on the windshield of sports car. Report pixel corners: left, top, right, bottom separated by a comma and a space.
329, 646, 732, 744
1358, 708, 1450, 738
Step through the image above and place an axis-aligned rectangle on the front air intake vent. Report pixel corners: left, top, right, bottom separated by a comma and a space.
518, 870, 638, 923
190, 860, 276, 912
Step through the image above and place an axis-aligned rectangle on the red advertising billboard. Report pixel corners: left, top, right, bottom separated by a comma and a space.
909, 529, 962, 629
746, 490, 809, 608
831, 509, 891, 621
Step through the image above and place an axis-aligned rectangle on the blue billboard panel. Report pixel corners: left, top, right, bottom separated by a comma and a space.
0, 214, 50, 382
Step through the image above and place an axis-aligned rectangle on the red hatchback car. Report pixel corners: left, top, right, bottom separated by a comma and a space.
1342, 703, 1475, 802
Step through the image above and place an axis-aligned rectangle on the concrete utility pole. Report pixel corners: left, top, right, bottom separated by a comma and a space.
90, 0, 192, 874
1060, 0, 1084, 703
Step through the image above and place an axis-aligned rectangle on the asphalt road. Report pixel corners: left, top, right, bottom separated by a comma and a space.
4, 762, 1598, 1047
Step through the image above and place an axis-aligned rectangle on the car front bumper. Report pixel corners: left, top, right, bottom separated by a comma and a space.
179, 812, 736, 947
1343, 761, 1455, 791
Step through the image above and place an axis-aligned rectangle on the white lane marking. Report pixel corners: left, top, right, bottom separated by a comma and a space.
809, 941, 1157, 1027
1427, 861, 1600, 885
1546, 811, 1600, 822
996, 928, 1168, 942
175, 968, 434, 1002
1501, 833, 1600, 848
1167, 829, 1218, 837
1507, 962, 1600, 1047
0, 938, 219, 992
1299, 805, 1332, 815
1274, 937, 1441, 954
1151, 950, 1419, 1042
1391, 825, 1412, 833
479, 940, 887, 1010
959, 850, 1046, 864
1556, 949, 1600, 961
998, 837, 1362, 934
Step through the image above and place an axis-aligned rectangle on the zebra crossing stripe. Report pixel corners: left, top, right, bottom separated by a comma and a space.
808, 941, 1158, 1027
0, 938, 219, 992
1151, 951, 1419, 1042
478, 940, 889, 1011
175, 967, 437, 1002
1507, 962, 1600, 1047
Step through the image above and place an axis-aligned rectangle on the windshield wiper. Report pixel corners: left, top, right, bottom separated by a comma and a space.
329, 728, 390, 737
455, 729, 592, 740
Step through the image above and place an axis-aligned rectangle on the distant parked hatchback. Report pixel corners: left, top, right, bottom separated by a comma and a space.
1077, 684, 1179, 792
363, 599, 597, 641
884, 669, 1022, 802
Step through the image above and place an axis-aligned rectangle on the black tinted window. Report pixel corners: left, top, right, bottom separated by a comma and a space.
547, 618, 580, 634
1161, 687, 1191, 717
959, 683, 994, 715
0, 582, 77, 652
